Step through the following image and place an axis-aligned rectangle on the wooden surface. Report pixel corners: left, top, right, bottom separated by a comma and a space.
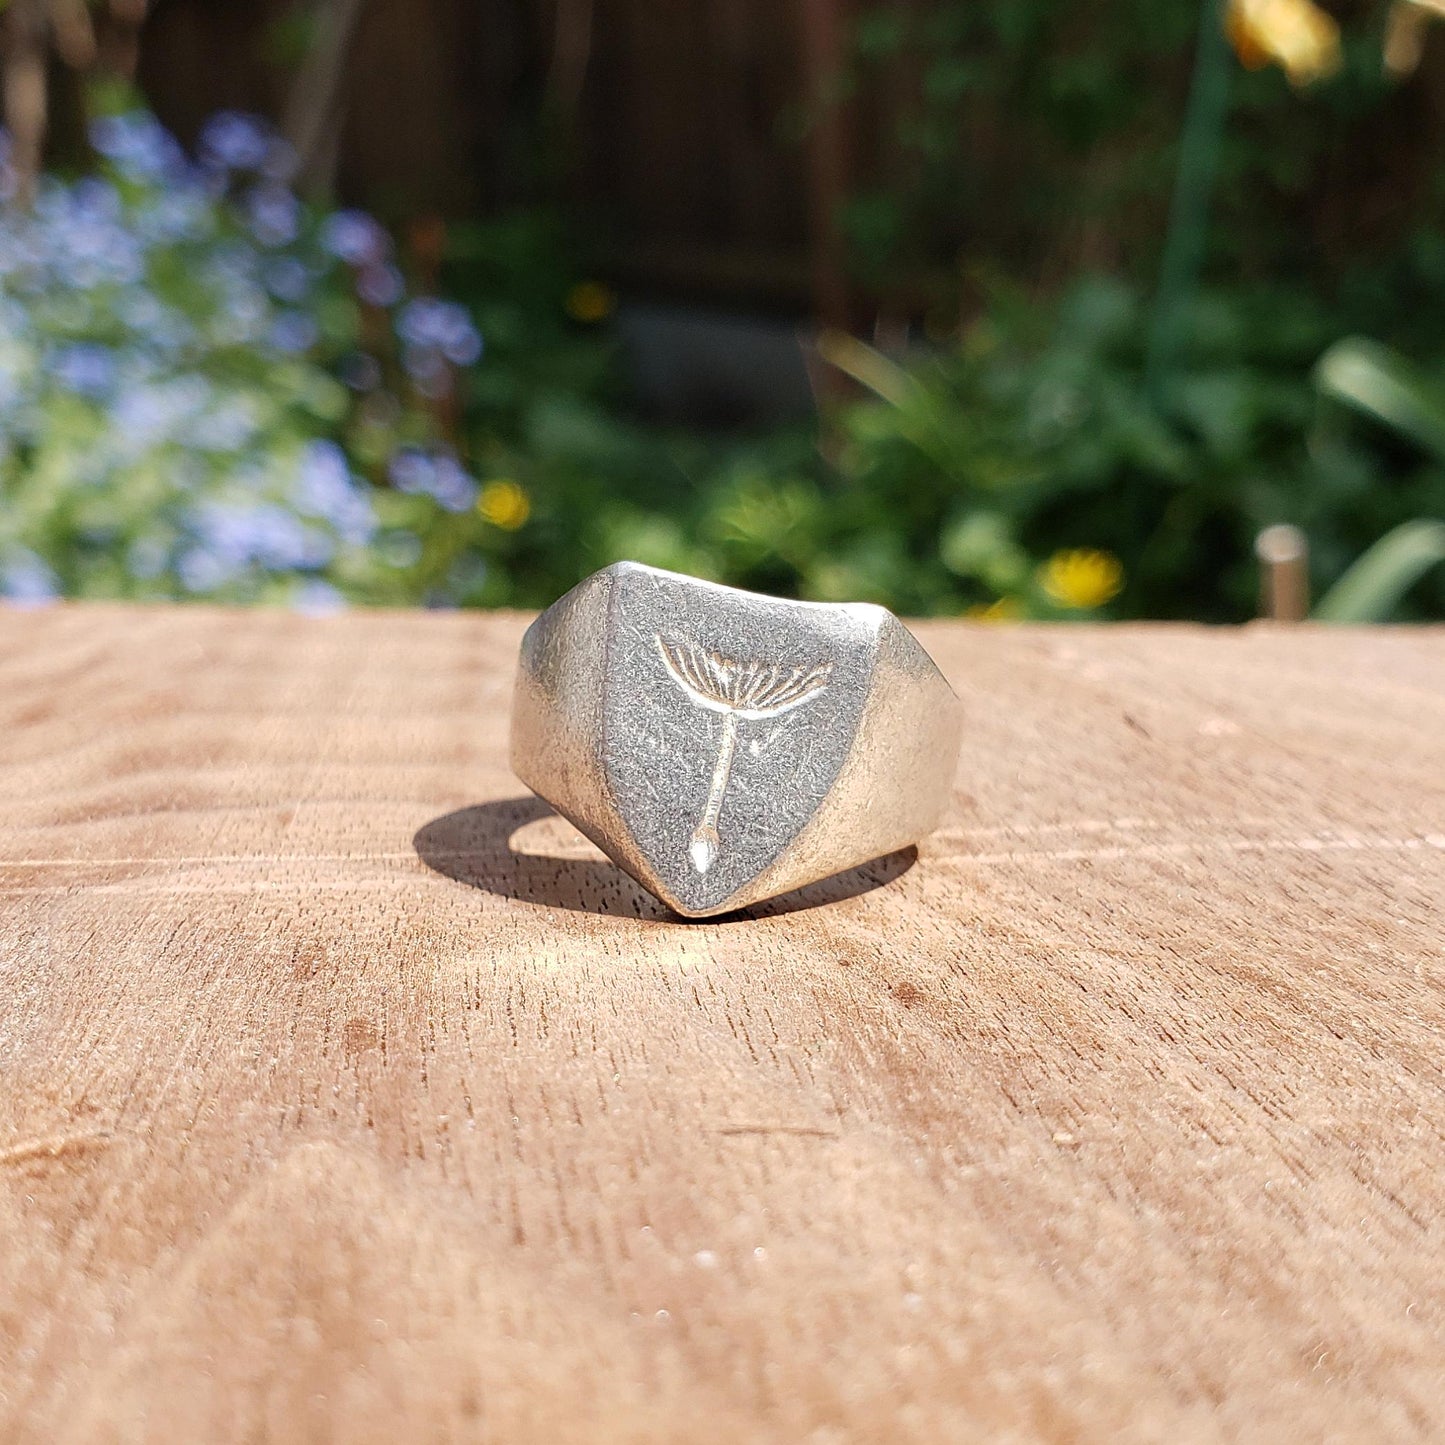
1, 606, 1442, 1444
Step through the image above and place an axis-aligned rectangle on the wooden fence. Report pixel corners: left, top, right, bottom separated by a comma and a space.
138, 0, 847, 316
117, 0, 1445, 321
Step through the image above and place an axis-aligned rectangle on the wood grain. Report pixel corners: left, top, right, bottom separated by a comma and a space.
1, 605, 1442, 1444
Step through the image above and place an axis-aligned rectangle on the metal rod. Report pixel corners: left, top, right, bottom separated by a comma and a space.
1255, 524, 1310, 622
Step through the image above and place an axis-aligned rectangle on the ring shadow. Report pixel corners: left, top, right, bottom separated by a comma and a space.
413, 796, 916, 922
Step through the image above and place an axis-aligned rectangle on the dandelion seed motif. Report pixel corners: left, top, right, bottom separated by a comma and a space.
656, 634, 832, 874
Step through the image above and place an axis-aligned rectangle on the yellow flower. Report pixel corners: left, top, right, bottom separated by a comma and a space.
1040, 549, 1124, 610
1225, 0, 1342, 87
965, 597, 1021, 623
565, 281, 617, 324
477, 480, 530, 530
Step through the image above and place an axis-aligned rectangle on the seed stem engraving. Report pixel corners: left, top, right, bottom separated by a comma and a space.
656, 634, 832, 873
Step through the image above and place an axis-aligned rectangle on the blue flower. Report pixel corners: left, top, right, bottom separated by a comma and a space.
445, 330, 482, 367
132, 185, 212, 245
111, 376, 210, 452
52, 343, 117, 400
293, 441, 376, 545
178, 546, 235, 593
0, 359, 24, 422
394, 299, 482, 397
90, 112, 187, 183
356, 263, 403, 307
70, 176, 122, 222
198, 112, 273, 173
319, 209, 388, 267
263, 256, 312, 303
254, 510, 333, 569
208, 286, 270, 345
42, 183, 145, 287
397, 298, 482, 365
389, 448, 435, 495
190, 499, 334, 573
0, 233, 27, 280
429, 455, 479, 512
395, 298, 450, 344
295, 441, 351, 504
0, 105, 463, 604
245, 185, 300, 247
293, 579, 346, 615
1, 550, 59, 606
269, 312, 318, 354
117, 292, 194, 354
387, 447, 477, 512
190, 399, 259, 452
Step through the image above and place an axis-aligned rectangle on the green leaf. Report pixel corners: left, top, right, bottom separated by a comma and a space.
939, 510, 1027, 589
1314, 519, 1445, 622
818, 332, 966, 481
1314, 339, 1445, 464
817, 331, 921, 412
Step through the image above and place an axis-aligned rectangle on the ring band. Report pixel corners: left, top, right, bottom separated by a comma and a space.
510, 562, 961, 917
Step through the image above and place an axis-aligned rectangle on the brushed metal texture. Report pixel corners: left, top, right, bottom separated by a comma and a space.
511, 562, 962, 917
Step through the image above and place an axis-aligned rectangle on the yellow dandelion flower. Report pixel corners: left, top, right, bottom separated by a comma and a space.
1040, 550, 1124, 610
1225, 0, 1342, 87
565, 281, 617, 324
965, 597, 1021, 624
478, 480, 530, 531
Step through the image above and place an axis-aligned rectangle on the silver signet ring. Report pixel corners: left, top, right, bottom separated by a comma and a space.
510, 562, 962, 918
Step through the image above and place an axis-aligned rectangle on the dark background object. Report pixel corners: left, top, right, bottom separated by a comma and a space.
130, 0, 1445, 319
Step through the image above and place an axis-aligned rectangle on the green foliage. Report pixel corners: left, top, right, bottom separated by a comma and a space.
843, 0, 1406, 299
820, 276, 1445, 619
1315, 337, 1445, 463
1315, 519, 1445, 622
6, 88, 1444, 624
0, 108, 488, 607
0, 108, 644, 612
586, 274, 1443, 624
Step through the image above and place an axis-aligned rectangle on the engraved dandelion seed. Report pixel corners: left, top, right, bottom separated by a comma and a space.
656, 634, 832, 874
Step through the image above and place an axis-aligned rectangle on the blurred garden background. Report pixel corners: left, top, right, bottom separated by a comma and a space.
2, 0, 1445, 620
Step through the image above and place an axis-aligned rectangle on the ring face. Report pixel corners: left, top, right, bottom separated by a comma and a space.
604, 566, 876, 912
511, 562, 962, 918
